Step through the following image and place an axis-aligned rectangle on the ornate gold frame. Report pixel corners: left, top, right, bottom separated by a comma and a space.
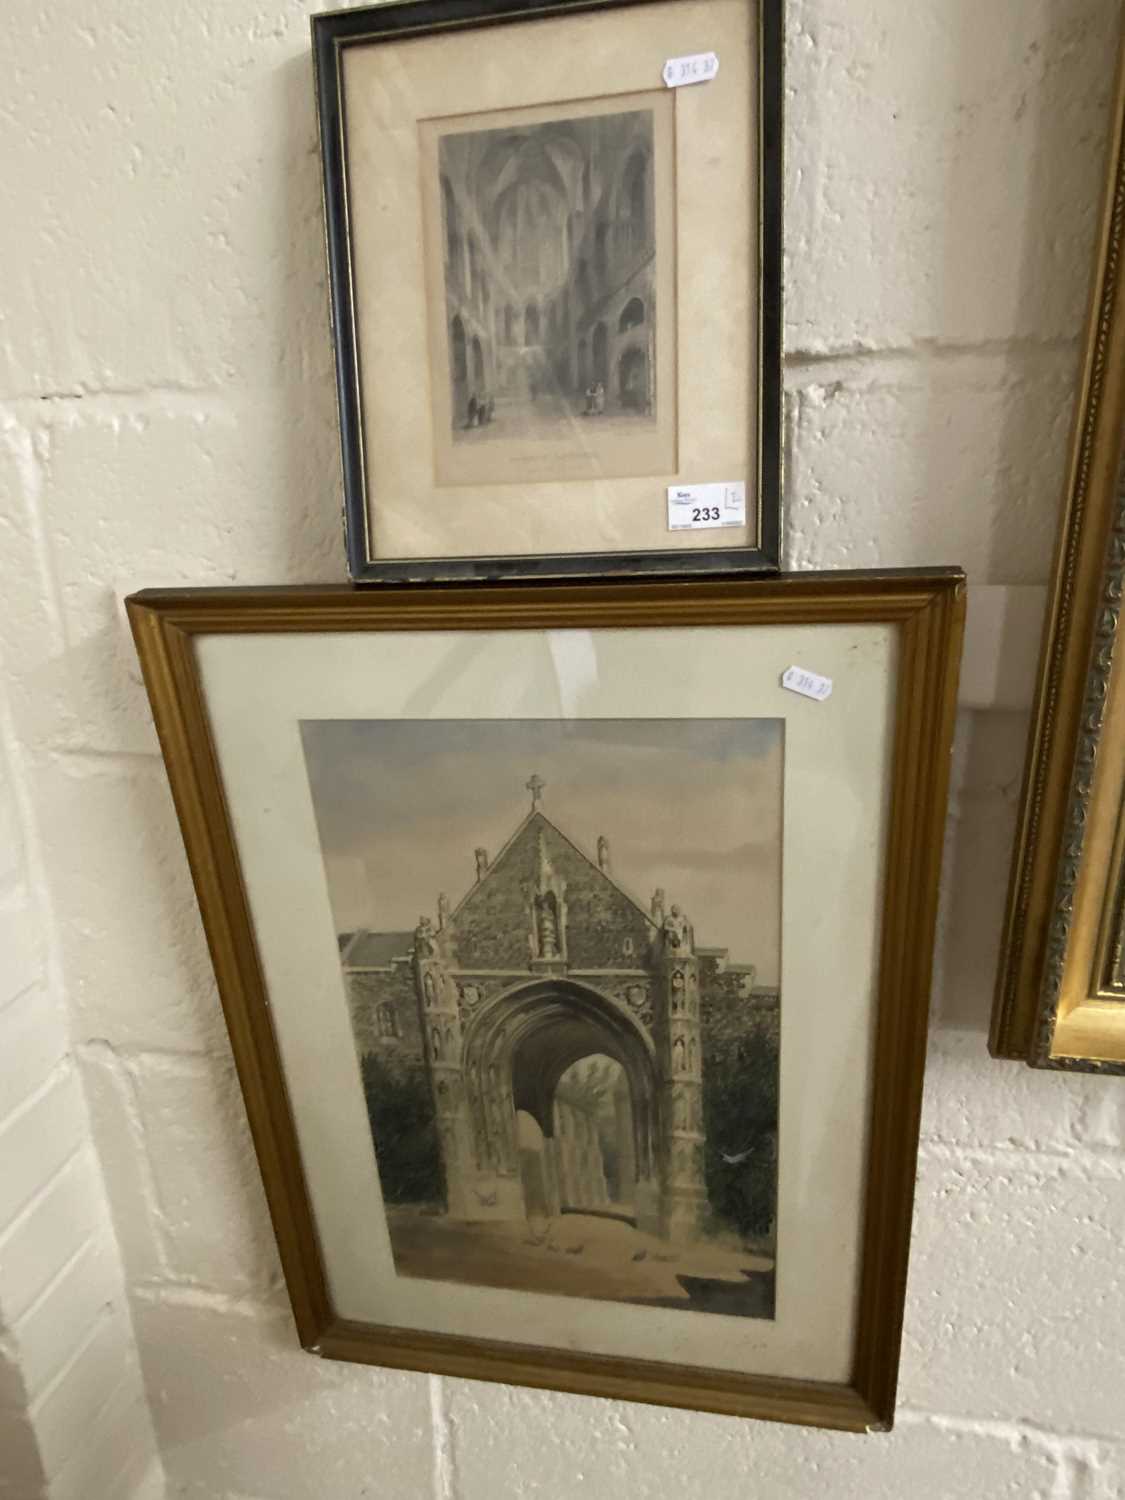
127, 571, 964, 1430
991, 42, 1125, 1072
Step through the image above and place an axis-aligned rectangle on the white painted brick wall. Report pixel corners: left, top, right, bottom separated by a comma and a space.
0, 681, 163, 1494
2, 0, 1124, 1497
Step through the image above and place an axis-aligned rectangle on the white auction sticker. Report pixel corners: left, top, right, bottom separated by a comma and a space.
667, 481, 746, 531
781, 666, 833, 703
663, 51, 719, 88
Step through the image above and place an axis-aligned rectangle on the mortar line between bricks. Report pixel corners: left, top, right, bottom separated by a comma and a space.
75, 1045, 182, 1282
0, 383, 226, 412
0, 974, 44, 1023
0, 420, 67, 661
22, 1290, 118, 1414
46, 746, 165, 773
0, 1344, 25, 1395
75, 1040, 218, 1070
128, 1281, 289, 1319
916, 1135, 1125, 1179
7, 1228, 99, 1344
32, 1363, 138, 1487
0, 1143, 88, 1254
429, 1374, 456, 1500
0, 1056, 74, 1144
0, 638, 83, 1075
899, 1406, 1122, 1452
54, 1430, 153, 1500
24, 1295, 126, 1421
0, 338, 1075, 419
784, 332, 1077, 368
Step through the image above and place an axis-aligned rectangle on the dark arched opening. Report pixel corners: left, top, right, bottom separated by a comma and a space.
619, 297, 645, 334
618, 345, 648, 411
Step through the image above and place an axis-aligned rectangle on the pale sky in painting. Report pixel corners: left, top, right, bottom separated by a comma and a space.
300, 718, 782, 985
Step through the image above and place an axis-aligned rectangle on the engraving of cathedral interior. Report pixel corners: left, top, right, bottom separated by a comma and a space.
437, 105, 662, 443
304, 720, 782, 1321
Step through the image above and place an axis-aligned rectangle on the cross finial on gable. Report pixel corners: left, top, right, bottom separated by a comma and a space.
526, 772, 545, 809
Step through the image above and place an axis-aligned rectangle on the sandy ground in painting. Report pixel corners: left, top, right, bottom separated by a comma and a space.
387, 1207, 774, 1313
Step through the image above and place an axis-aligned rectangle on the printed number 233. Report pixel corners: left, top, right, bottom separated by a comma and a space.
692, 506, 720, 522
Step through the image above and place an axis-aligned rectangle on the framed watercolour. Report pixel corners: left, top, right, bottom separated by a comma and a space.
991, 42, 1125, 1073
311, 0, 782, 583
128, 572, 964, 1430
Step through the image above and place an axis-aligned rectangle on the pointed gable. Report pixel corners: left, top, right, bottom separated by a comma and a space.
448, 811, 656, 970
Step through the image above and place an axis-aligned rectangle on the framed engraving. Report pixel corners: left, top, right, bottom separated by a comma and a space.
312, 0, 782, 583
991, 43, 1125, 1072
127, 571, 964, 1430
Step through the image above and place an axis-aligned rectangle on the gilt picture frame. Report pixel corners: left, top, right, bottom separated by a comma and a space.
127, 572, 964, 1431
991, 42, 1125, 1073
311, 0, 783, 583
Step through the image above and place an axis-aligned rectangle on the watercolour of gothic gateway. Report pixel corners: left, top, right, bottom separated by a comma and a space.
302, 721, 781, 1319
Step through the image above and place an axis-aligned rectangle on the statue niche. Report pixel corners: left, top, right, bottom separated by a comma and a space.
535, 891, 561, 958
527, 827, 567, 963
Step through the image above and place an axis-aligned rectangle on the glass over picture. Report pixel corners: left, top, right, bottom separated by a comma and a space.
424, 92, 677, 485
302, 719, 782, 1320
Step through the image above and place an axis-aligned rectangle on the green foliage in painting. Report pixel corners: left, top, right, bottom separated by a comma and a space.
701, 1009, 779, 1244
362, 1051, 446, 1206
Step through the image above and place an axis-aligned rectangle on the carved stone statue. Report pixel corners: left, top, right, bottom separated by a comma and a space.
536, 894, 560, 958
663, 904, 694, 952
651, 887, 666, 925
437, 892, 450, 930
597, 835, 611, 874
414, 915, 437, 957
474, 847, 489, 881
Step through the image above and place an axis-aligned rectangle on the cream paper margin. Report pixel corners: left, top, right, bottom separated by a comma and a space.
195, 622, 895, 1385
341, 0, 756, 560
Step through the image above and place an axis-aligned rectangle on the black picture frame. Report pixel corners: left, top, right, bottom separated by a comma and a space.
312, 0, 783, 584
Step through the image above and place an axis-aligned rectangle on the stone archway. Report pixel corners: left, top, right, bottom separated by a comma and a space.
462, 978, 662, 1234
